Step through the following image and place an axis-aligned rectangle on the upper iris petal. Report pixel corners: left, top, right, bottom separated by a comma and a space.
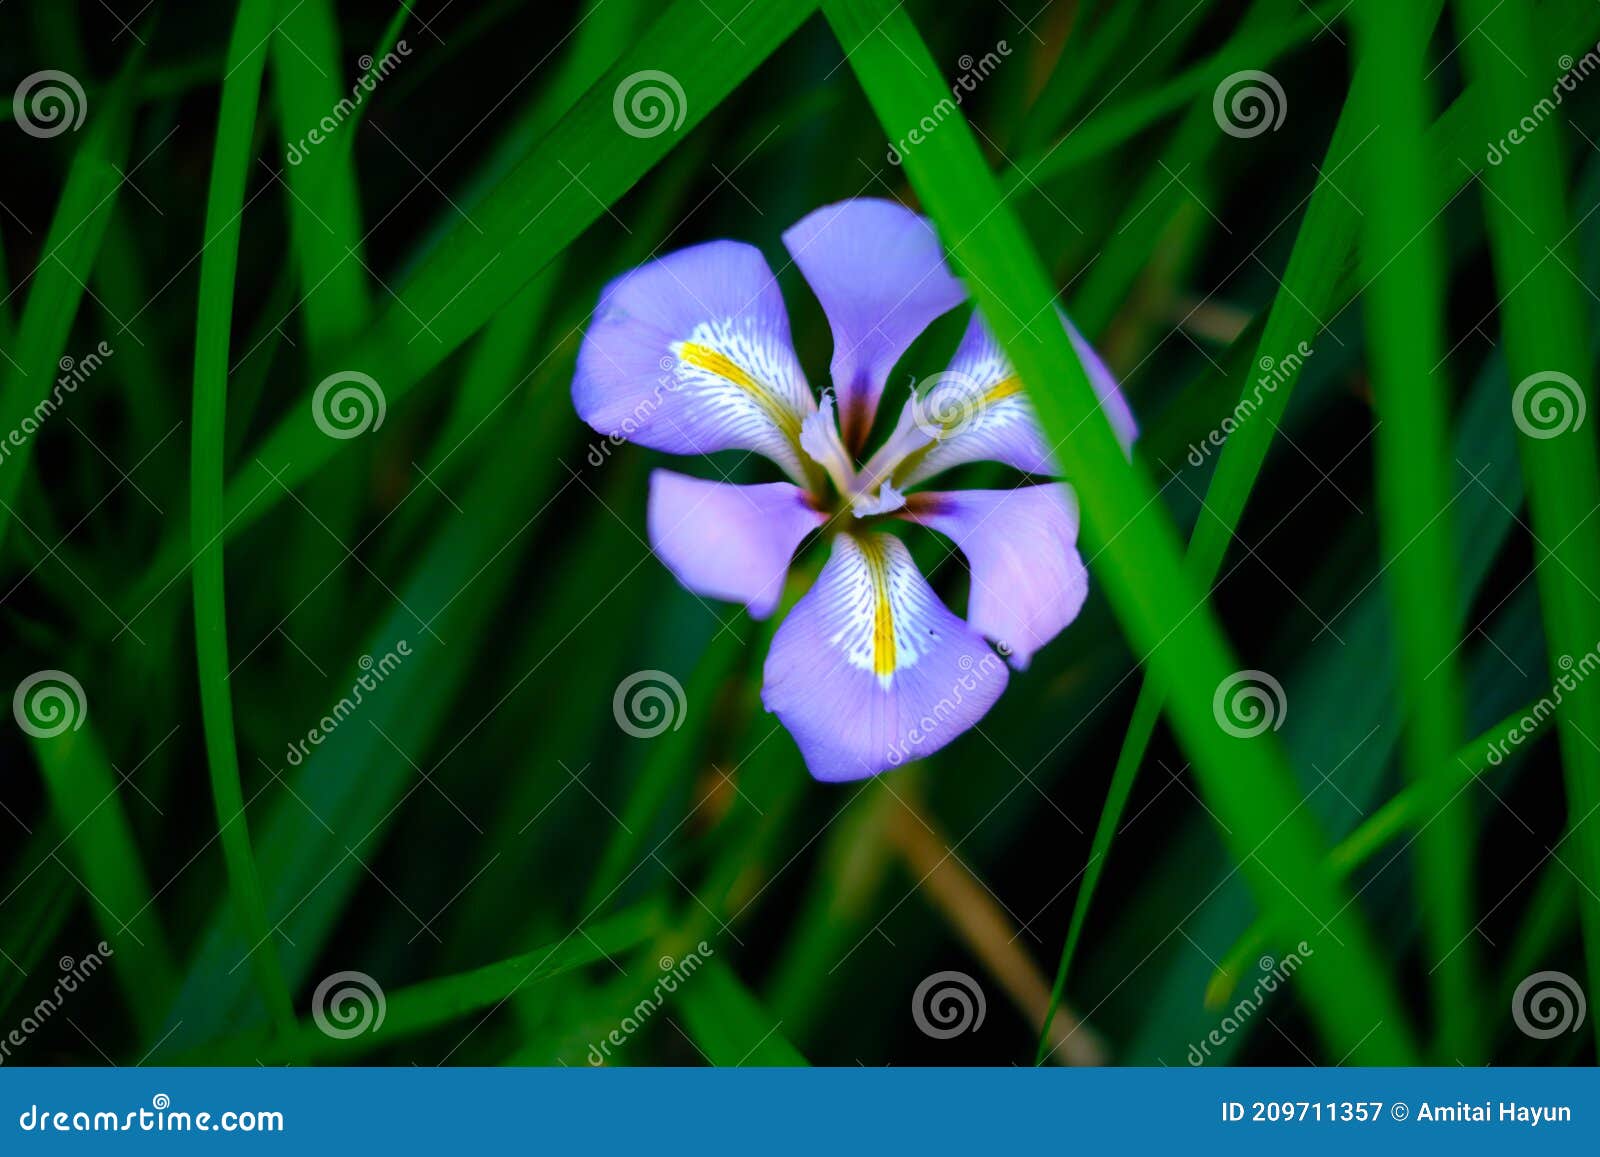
782, 199, 965, 452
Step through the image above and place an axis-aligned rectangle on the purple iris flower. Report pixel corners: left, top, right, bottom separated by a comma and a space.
573, 198, 1136, 782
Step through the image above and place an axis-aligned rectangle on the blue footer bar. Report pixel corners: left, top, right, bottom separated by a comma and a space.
0, 1068, 1594, 1152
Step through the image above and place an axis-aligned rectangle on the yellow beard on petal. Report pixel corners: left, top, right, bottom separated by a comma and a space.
673, 339, 804, 441
982, 374, 1024, 407
857, 535, 898, 688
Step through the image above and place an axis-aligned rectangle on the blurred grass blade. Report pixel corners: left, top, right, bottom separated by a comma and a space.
1209, 703, 1532, 1006
676, 959, 808, 1066
823, 0, 1418, 1064
165, 375, 576, 1047
1070, 0, 1297, 335
202, 0, 819, 549
0, 62, 138, 558
271, 0, 373, 348
1457, 0, 1600, 1056
1013, 0, 1344, 189
190, 0, 298, 1039
27, 727, 177, 1035
1040, 0, 1475, 1044
1351, 0, 1478, 1062
169, 902, 664, 1063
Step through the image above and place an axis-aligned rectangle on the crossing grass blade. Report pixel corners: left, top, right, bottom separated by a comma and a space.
1208, 704, 1534, 1007
1456, 0, 1600, 1056
1037, 0, 1600, 1040
204, 0, 820, 550
822, 0, 1417, 1065
190, 0, 299, 1039
165, 902, 665, 1063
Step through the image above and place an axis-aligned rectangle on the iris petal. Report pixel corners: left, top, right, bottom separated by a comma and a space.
648, 470, 825, 619
782, 199, 965, 450
896, 309, 1136, 486
905, 485, 1087, 669
762, 532, 1008, 781
573, 241, 817, 484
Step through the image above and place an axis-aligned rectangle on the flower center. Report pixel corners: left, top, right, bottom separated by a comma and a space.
799, 394, 921, 521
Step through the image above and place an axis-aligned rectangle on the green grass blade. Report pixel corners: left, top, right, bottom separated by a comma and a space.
27, 727, 177, 1036
125, 0, 818, 616
190, 0, 298, 1039
1350, 0, 1478, 1062
271, 0, 373, 347
675, 959, 808, 1066
1069, 0, 1297, 335
0, 64, 137, 558
584, 627, 749, 911
1013, 0, 1344, 189
823, 0, 1418, 1064
1209, 704, 1533, 1006
1044, 0, 1542, 1046
1456, 0, 1600, 1058
165, 902, 664, 1063
164, 371, 577, 1047
221, 0, 819, 537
